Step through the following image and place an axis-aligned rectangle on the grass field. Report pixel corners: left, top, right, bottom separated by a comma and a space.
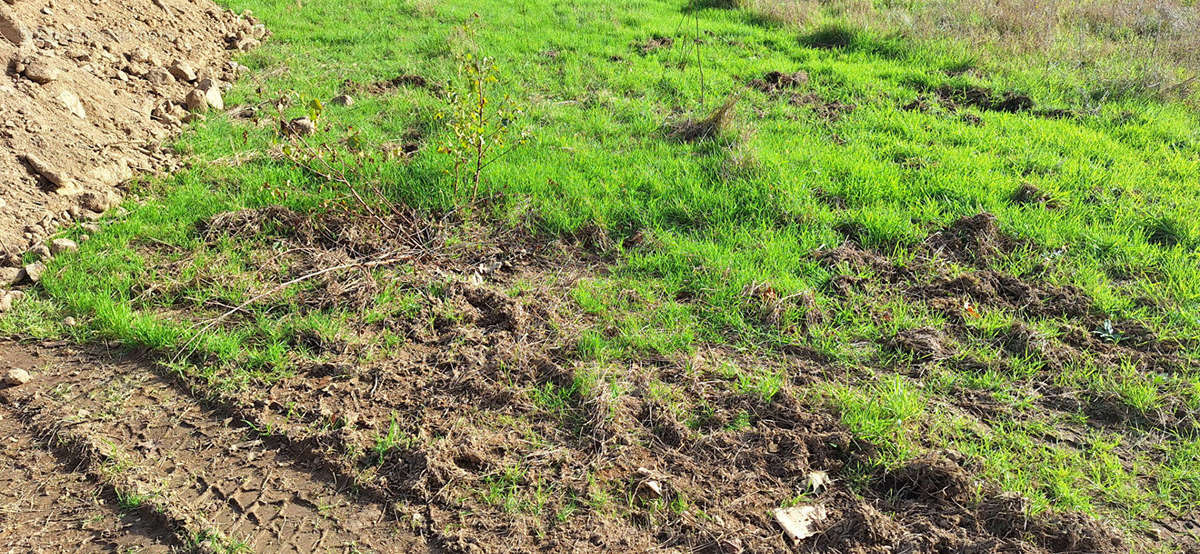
6, 0, 1200, 550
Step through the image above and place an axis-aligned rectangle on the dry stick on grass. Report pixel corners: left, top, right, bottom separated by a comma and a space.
171, 253, 411, 364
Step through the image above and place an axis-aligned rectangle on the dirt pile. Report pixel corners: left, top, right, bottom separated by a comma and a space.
0, 0, 263, 267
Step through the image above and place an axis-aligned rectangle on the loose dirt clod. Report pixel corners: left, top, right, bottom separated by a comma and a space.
0, 0, 263, 263
749, 70, 809, 94
933, 84, 1035, 113
4, 368, 30, 386
638, 35, 674, 54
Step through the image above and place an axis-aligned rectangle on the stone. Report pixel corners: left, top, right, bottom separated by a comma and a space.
62, 316, 76, 327
49, 238, 77, 254
22, 262, 44, 283
287, 117, 315, 136
234, 37, 259, 52
21, 154, 76, 192
0, 8, 28, 47
79, 190, 118, 212
185, 88, 208, 112
129, 47, 152, 64
168, 60, 197, 82
145, 67, 174, 87
28, 244, 50, 260
0, 267, 21, 286
0, 293, 9, 313
3, 368, 30, 386
56, 88, 87, 119
330, 94, 354, 107
196, 80, 224, 111
23, 59, 60, 84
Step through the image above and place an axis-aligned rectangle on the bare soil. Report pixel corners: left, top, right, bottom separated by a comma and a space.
0, 393, 178, 553
0, 340, 421, 552
0, 0, 262, 265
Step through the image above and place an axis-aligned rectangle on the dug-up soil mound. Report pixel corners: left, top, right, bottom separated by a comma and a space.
0, 0, 264, 267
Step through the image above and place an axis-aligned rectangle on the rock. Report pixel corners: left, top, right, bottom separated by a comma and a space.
774, 504, 828, 544
196, 80, 225, 111
145, 67, 174, 87
56, 88, 87, 120
185, 88, 209, 112
129, 47, 152, 64
0, 267, 21, 286
22, 262, 45, 283
168, 60, 197, 82
0, 8, 29, 47
0, 293, 10, 312
49, 238, 78, 254
62, 316, 76, 327
3, 368, 31, 386
234, 37, 259, 51
23, 59, 60, 84
205, 87, 224, 111
331, 94, 354, 107
21, 154, 77, 192
79, 190, 118, 213
27, 244, 50, 260
286, 117, 315, 136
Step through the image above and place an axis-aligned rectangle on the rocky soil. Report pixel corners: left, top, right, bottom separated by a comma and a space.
0, 0, 264, 273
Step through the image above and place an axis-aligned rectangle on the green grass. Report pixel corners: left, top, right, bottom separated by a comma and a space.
7, 0, 1200, 543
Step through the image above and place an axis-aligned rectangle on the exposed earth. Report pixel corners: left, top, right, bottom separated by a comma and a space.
0, 0, 263, 266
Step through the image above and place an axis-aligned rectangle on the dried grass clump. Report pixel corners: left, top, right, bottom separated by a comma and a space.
719, 0, 1200, 103
669, 97, 738, 143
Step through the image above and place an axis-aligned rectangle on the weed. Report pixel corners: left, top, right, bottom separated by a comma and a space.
371, 414, 414, 465
115, 490, 147, 510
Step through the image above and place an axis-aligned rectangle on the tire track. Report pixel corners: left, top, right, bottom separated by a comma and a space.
0, 342, 423, 553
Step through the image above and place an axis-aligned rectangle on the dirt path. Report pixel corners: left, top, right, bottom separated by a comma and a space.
0, 400, 177, 553
0, 341, 426, 553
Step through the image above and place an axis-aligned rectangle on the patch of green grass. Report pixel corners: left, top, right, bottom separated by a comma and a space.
115, 490, 149, 511
371, 414, 415, 465
824, 375, 926, 465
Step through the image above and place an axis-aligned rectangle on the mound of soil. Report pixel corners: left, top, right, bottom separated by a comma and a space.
749, 70, 809, 94
0, 0, 263, 266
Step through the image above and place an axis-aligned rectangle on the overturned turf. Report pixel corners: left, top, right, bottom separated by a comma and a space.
6, 204, 1133, 551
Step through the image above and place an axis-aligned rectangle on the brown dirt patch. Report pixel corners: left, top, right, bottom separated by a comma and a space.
637, 35, 674, 54
0, 0, 262, 264
932, 84, 1035, 113
748, 70, 809, 94
88, 205, 1133, 552
0, 340, 420, 551
925, 212, 1023, 266
891, 326, 956, 362
1012, 182, 1059, 208
0, 394, 178, 552
343, 73, 442, 96
790, 93, 857, 122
